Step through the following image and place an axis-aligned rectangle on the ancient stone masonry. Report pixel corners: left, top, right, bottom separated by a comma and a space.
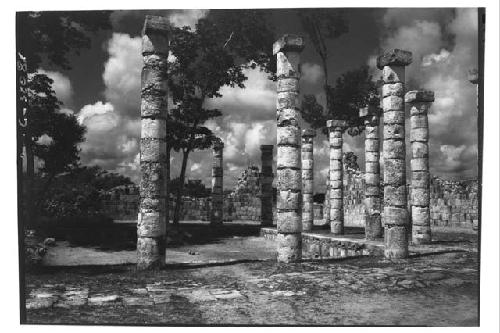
229, 166, 262, 221
137, 16, 170, 269
359, 97, 382, 240
260, 145, 274, 226
274, 34, 305, 263
327, 120, 348, 235
301, 130, 316, 231
210, 142, 224, 225
406, 90, 435, 244
323, 172, 331, 225
377, 48, 412, 259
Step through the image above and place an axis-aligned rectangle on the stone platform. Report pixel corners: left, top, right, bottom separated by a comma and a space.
260, 227, 384, 259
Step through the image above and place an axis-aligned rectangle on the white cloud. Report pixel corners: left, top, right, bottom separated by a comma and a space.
102, 33, 142, 119
301, 63, 324, 85
168, 9, 209, 28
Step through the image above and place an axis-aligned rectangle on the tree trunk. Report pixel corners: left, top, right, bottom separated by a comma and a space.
165, 145, 170, 227
173, 149, 190, 225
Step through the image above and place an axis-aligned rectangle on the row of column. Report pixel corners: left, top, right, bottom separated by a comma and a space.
270, 38, 436, 261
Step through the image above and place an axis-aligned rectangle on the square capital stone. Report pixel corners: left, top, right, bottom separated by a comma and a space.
142, 15, 170, 36
273, 35, 305, 55
302, 129, 316, 138
377, 49, 413, 69
326, 119, 348, 129
405, 90, 435, 103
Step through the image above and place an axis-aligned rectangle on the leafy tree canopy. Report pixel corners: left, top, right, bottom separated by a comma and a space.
17, 11, 111, 72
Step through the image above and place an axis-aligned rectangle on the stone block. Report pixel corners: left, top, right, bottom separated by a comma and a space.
277, 77, 299, 93
277, 211, 302, 233
277, 91, 300, 110
273, 34, 305, 55
383, 124, 405, 139
377, 49, 413, 69
405, 90, 434, 103
276, 51, 300, 78
383, 140, 405, 159
276, 233, 302, 262
277, 168, 302, 191
411, 127, 429, 142
277, 126, 301, 146
277, 146, 301, 168
382, 95, 404, 111
383, 110, 405, 125
277, 190, 301, 210
382, 82, 404, 97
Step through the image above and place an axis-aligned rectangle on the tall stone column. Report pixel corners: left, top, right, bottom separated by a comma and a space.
327, 120, 347, 235
359, 97, 382, 240
274, 34, 305, 263
377, 49, 412, 259
260, 145, 274, 226
211, 142, 224, 225
406, 90, 434, 244
301, 129, 316, 231
137, 16, 170, 269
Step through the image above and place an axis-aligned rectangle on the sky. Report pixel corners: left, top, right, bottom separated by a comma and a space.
35, 8, 479, 191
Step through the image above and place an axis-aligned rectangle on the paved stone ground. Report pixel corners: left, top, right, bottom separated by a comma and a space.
26, 247, 478, 325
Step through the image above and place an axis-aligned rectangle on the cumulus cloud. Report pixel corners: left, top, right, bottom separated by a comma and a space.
366, 8, 479, 180
102, 33, 142, 119
77, 101, 141, 182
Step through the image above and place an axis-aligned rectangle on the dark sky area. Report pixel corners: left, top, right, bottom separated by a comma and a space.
31, 8, 479, 190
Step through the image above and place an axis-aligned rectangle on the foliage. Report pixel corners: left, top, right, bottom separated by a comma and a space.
34, 166, 133, 225
302, 66, 378, 136
166, 13, 275, 224
28, 73, 86, 176
297, 10, 377, 136
16, 11, 111, 72
343, 152, 360, 171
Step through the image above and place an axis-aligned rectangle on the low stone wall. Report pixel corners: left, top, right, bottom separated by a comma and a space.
260, 228, 383, 259
322, 168, 479, 230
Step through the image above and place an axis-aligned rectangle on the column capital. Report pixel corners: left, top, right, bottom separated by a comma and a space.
405, 90, 435, 103
302, 129, 316, 138
260, 144, 274, 152
376, 49, 412, 69
142, 15, 170, 36
273, 34, 305, 55
327, 119, 348, 130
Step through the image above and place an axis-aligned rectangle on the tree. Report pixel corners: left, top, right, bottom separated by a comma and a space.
16, 11, 111, 73
343, 152, 360, 171
301, 66, 378, 136
167, 13, 275, 225
297, 9, 377, 136
16, 11, 110, 227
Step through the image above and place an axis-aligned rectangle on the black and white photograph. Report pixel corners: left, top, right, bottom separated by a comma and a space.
5, 0, 499, 329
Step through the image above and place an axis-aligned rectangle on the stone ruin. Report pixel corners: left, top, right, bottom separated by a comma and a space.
134, 17, 480, 268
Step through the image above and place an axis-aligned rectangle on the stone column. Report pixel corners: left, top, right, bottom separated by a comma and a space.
406, 90, 434, 244
260, 145, 274, 226
323, 173, 330, 225
377, 49, 412, 259
274, 35, 305, 263
211, 142, 224, 225
301, 129, 316, 231
359, 98, 382, 240
327, 120, 347, 235
137, 16, 170, 269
